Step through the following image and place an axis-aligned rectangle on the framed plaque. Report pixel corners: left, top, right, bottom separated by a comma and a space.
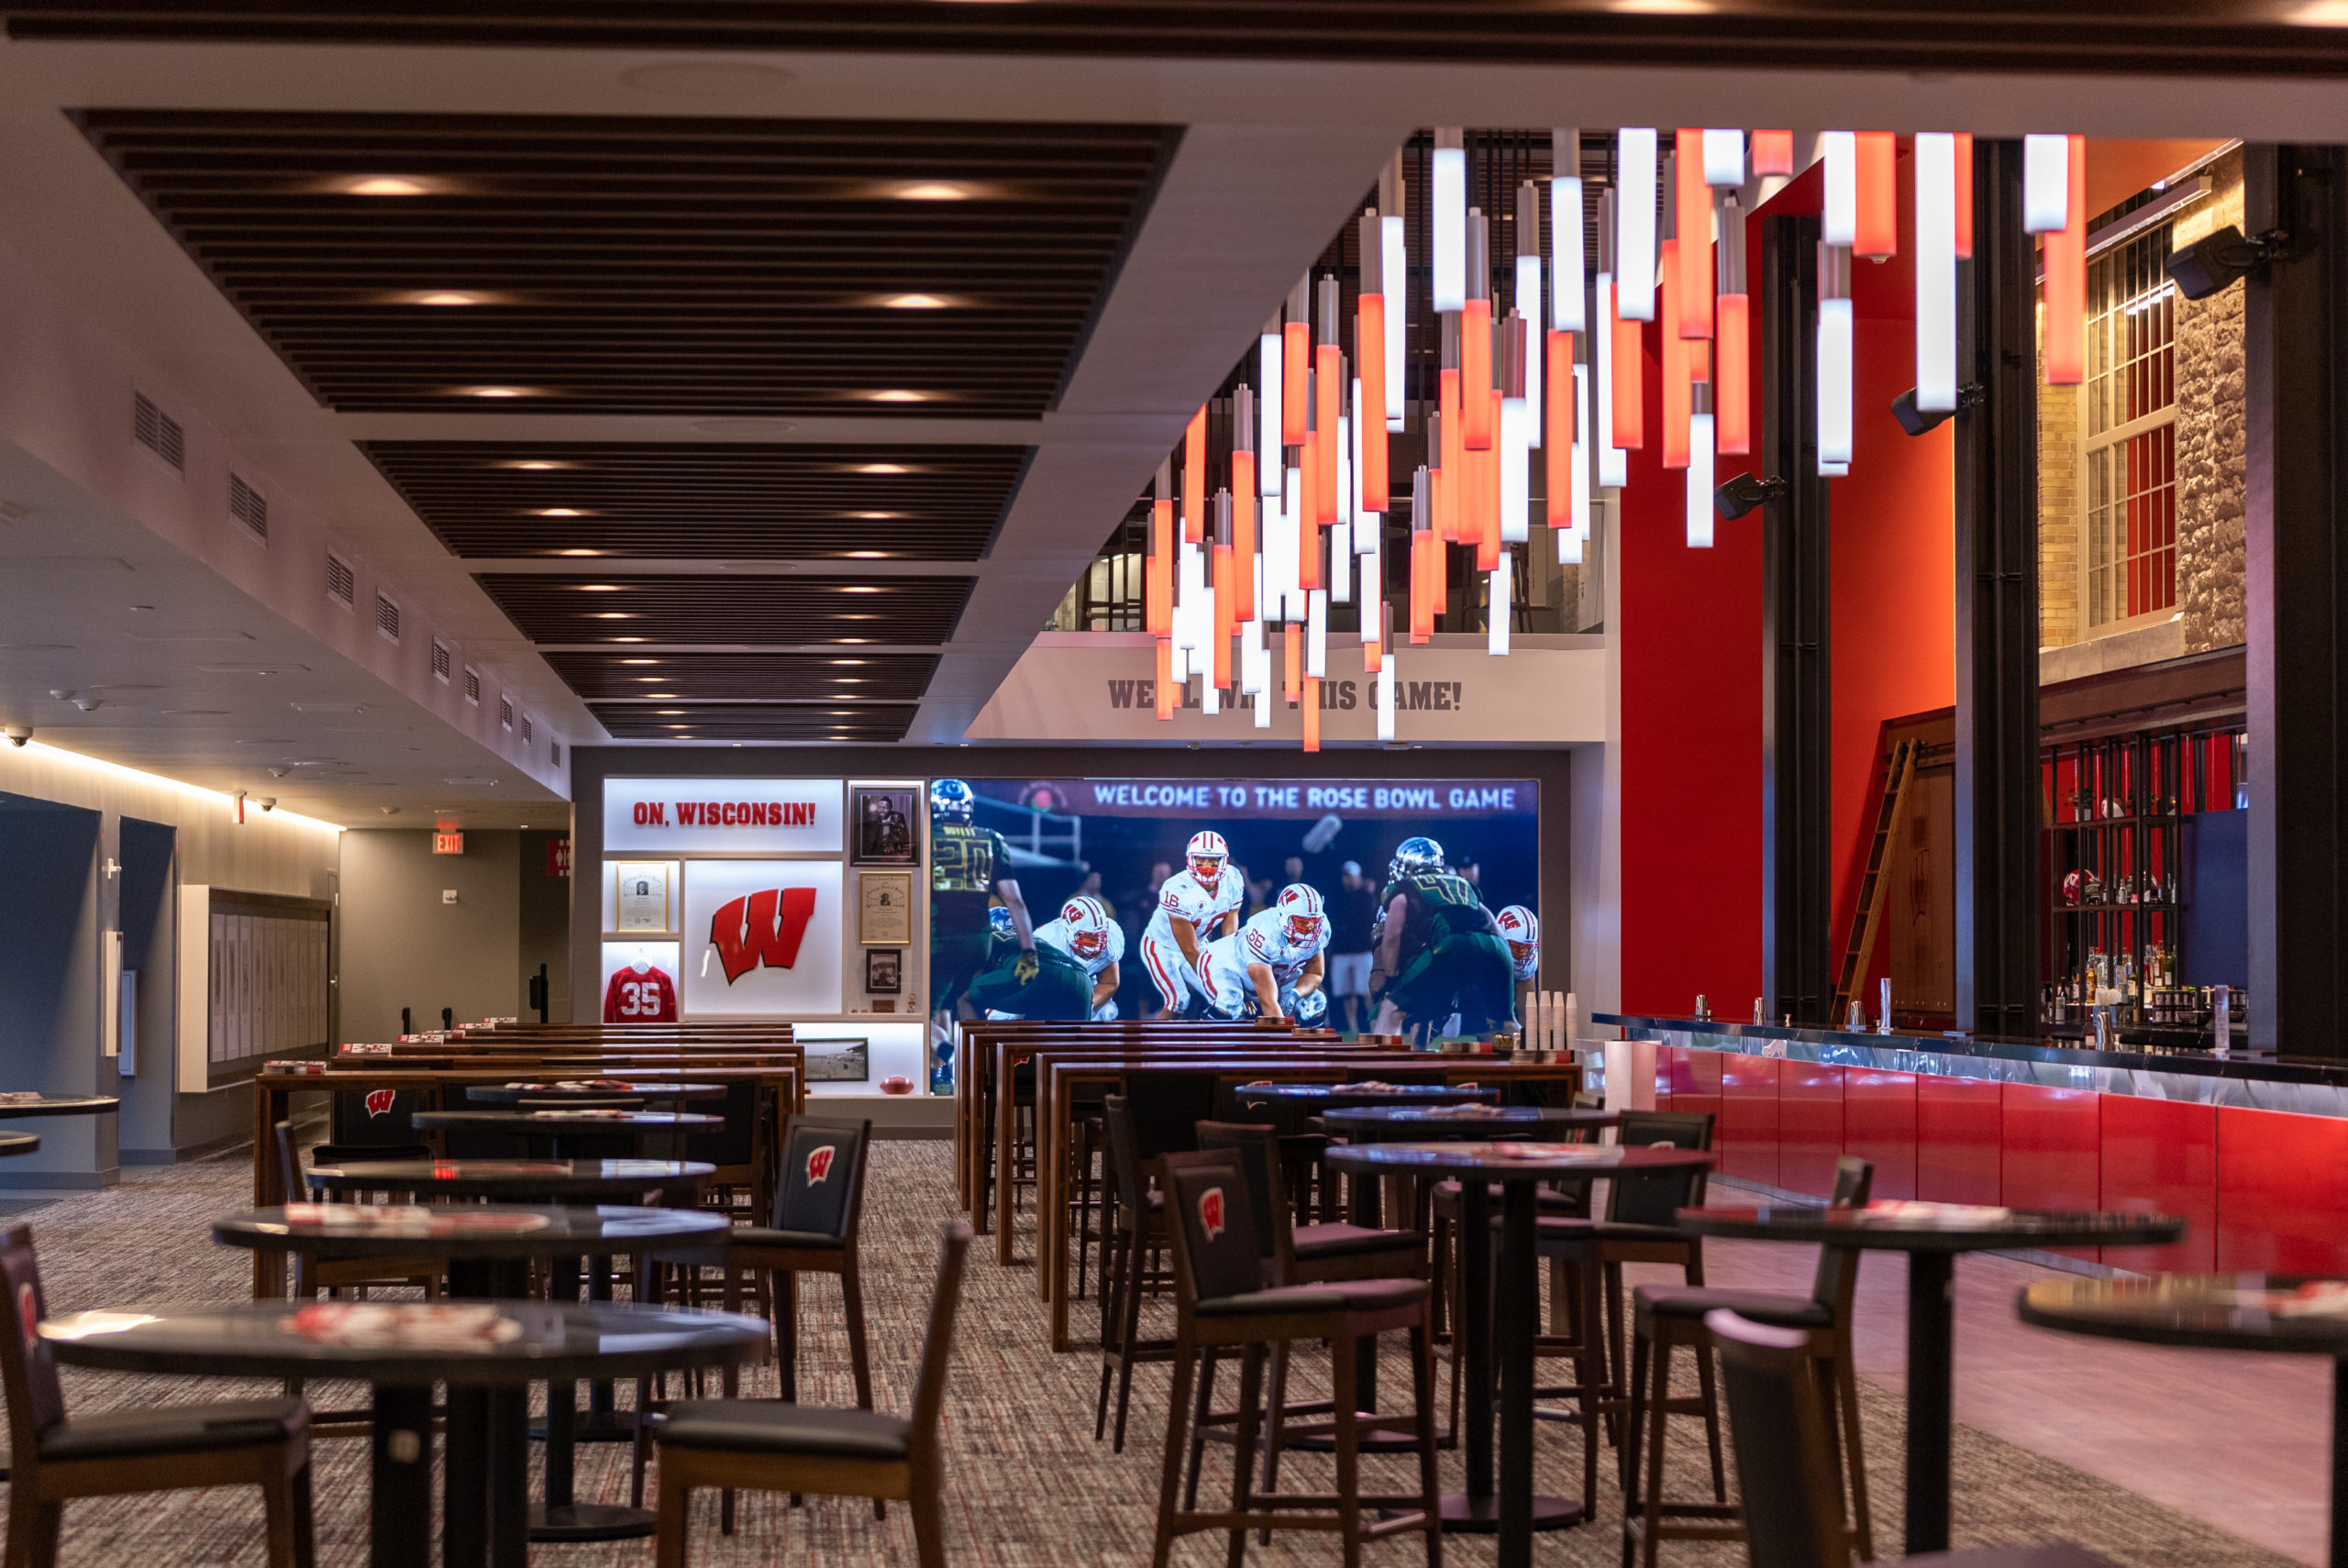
612, 861, 673, 933
858, 871, 914, 946
865, 947, 903, 994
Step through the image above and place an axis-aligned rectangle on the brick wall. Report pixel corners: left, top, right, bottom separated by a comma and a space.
2038, 298, 2081, 648
2172, 149, 2247, 655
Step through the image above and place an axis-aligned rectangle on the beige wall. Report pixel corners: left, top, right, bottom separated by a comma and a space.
338, 829, 524, 1043
2173, 148, 2249, 656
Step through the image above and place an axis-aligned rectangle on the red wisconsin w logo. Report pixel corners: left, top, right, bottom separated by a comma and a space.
710, 889, 819, 983
805, 1144, 836, 1186
1199, 1187, 1226, 1243
364, 1089, 396, 1118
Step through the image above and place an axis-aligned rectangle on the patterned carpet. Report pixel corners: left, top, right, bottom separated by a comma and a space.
8, 1144, 2300, 1568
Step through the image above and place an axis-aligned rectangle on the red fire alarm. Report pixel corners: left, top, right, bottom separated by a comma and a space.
432, 831, 465, 856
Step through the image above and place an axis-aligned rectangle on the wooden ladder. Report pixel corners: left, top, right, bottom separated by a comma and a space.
1831, 738, 1918, 1023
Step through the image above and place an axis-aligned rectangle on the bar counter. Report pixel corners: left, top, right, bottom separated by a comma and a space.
1589, 1013, 2348, 1275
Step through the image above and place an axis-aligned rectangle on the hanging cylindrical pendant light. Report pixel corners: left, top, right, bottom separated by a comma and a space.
1855, 131, 1898, 260
1146, 458, 1174, 636
1258, 321, 1284, 498
1479, 386, 1504, 569
1410, 466, 1434, 644
1701, 128, 1744, 189
1283, 622, 1302, 704
1307, 587, 1328, 679
1616, 127, 1657, 323
1751, 130, 1795, 178
1688, 385, 1716, 548
1516, 180, 1543, 448
1231, 388, 1258, 624
1434, 127, 1468, 314
1357, 215, 1390, 511
1552, 129, 1585, 335
1437, 364, 1462, 540
1213, 492, 1235, 689
2043, 135, 2088, 386
1715, 194, 1751, 455
1914, 133, 1960, 414
1817, 241, 1854, 469
1611, 271, 1645, 453
1545, 329, 1576, 528
1182, 403, 1206, 543
1379, 155, 1408, 433
1489, 547, 1512, 656
1660, 232, 1690, 470
1564, 361, 1590, 563
1155, 635, 1174, 720
1282, 274, 1311, 447
1675, 128, 1712, 343
1302, 674, 1321, 753
1315, 276, 1344, 520
1377, 644, 1397, 743
1821, 131, 1856, 248
2022, 133, 2070, 235
1462, 210, 1494, 451
1953, 132, 1975, 259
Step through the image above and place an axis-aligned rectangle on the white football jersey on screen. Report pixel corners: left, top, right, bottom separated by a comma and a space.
1035, 915, 1126, 981
1239, 907, 1330, 983
1140, 868, 1243, 953
1200, 908, 1329, 1017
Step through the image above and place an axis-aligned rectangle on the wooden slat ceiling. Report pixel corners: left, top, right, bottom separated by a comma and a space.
544, 651, 939, 703
6, 1, 2332, 75
72, 110, 1175, 416
476, 573, 975, 647
360, 442, 1027, 561
592, 702, 916, 742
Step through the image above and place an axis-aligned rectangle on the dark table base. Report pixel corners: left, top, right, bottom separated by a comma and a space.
530, 1503, 657, 1541
1439, 1492, 1581, 1533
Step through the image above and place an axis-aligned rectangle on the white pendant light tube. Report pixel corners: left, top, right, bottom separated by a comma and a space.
1616, 128, 1656, 322
1821, 131, 1856, 248
1818, 297, 1854, 469
2023, 134, 2070, 233
1595, 275, 1627, 489
1255, 686, 1273, 729
1169, 642, 1190, 687
1564, 362, 1589, 564
1500, 394, 1531, 542
1381, 215, 1408, 430
1552, 176, 1586, 332
1270, 466, 1301, 609
1915, 132, 1959, 413
1518, 259, 1545, 445
1258, 330, 1284, 495
1348, 383, 1365, 521
1433, 130, 1468, 314
1175, 540, 1204, 651
1488, 550, 1512, 656
1239, 617, 1266, 696
1687, 412, 1715, 547
1331, 520, 1352, 602
1377, 652, 1396, 741
1702, 129, 1744, 188
1307, 589, 1328, 678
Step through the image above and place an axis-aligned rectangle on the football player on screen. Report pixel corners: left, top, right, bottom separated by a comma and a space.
1035, 894, 1126, 1021
1138, 830, 1243, 1017
1199, 883, 1331, 1022
1368, 836, 1517, 1043
968, 902, 1094, 1021
928, 779, 1036, 1037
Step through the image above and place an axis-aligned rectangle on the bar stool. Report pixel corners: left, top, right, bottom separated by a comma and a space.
1149, 1158, 1441, 1568
1622, 1156, 1876, 1568
1096, 1094, 1172, 1452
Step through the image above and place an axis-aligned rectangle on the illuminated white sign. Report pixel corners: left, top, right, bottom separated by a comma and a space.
604, 778, 843, 855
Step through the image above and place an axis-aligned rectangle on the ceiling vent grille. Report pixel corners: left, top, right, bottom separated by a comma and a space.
463, 667, 481, 704
551, 740, 562, 767
374, 591, 401, 644
498, 695, 515, 731
325, 551, 355, 607
227, 473, 268, 543
430, 639, 452, 683
132, 392, 184, 471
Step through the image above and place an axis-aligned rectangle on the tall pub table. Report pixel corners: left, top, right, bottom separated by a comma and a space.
210, 1203, 740, 1564
1324, 1140, 1712, 1568
1679, 1201, 2184, 1553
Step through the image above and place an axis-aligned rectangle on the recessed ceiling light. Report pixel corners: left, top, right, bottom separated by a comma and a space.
847, 513, 903, 522
843, 549, 893, 557
395, 290, 501, 306
838, 614, 880, 621
614, 636, 647, 643
657, 710, 689, 715
892, 182, 975, 202
851, 462, 914, 474
589, 612, 635, 619
578, 583, 624, 592
645, 691, 680, 698
536, 507, 593, 518
836, 638, 872, 644
877, 293, 955, 310
863, 390, 934, 403
503, 459, 577, 471
621, 658, 659, 665
833, 659, 868, 666
453, 385, 544, 399
837, 585, 884, 593
553, 548, 607, 557
328, 175, 445, 197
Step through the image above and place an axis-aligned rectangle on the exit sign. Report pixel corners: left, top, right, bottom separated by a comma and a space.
432, 831, 465, 855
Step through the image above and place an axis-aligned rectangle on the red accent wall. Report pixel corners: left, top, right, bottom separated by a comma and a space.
1843, 1067, 1918, 1200
2099, 1096, 2216, 1274
2214, 1106, 2348, 1272
1915, 1075, 2002, 1205
2000, 1083, 2103, 1261
1719, 1053, 1781, 1186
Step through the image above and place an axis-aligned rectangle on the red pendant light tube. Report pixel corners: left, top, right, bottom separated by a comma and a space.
2043, 135, 2088, 385
1610, 282, 1644, 450
1660, 237, 1690, 470
1675, 128, 1713, 343
1461, 299, 1494, 450
1953, 132, 1975, 258
1302, 675, 1322, 752
1357, 293, 1389, 509
1181, 405, 1206, 544
1314, 345, 1342, 524
1545, 329, 1576, 530
1282, 321, 1309, 446
1855, 132, 1899, 260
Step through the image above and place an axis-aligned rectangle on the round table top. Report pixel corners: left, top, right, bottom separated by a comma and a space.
1319, 1105, 1619, 1140
305, 1159, 714, 1199
410, 1109, 723, 1132
213, 1203, 728, 1257
1324, 1141, 1711, 1178
1243, 1083, 1501, 1107
463, 1082, 725, 1107
2018, 1275, 2348, 1353
0, 1096, 119, 1119
0, 1132, 39, 1157
1677, 1201, 2186, 1253
42, 1299, 767, 1384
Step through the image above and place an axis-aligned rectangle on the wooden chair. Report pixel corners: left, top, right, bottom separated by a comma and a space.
715, 1116, 876, 1413
0, 1225, 316, 1568
1095, 1094, 1172, 1452
1149, 1156, 1441, 1568
1623, 1156, 1876, 1568
653, 1220, 970, 1568
1707, 1309, 2116, 1568
271, 1122, 441, 1299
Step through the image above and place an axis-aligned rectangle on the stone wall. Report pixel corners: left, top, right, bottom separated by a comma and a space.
2172, 149, 2247, 654
2037, 302, 2081, 648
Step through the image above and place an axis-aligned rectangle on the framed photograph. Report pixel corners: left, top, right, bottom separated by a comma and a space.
800, 1035, 870, 1084
865, 947, 903, 994
612, 861, 673, 933
858, 871, 915, 946
850, 787, 920, 866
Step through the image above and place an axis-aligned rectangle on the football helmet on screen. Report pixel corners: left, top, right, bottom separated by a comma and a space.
1293, 988, 1329, 1025
1061, 895, 1113, 958
1276, 883, 1325, 946
1186, 830, 1231, 887
1388, 835, 1445, 882
931, 778, 975, 823
988, 905, 1016, 940
1496, 904, 1539, 963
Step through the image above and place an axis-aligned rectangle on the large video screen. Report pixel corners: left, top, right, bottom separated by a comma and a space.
926, 776, 1538, 1039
